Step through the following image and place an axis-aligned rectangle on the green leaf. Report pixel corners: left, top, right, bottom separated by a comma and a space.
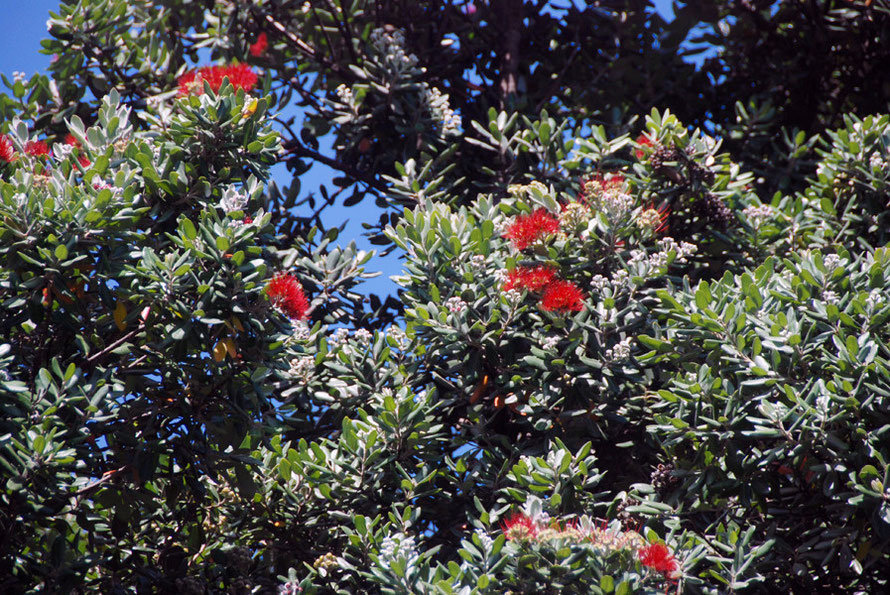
657, 289, 684, 313
354, 515, 367, 535
182, 218, 197, 240
279, 459, 291, 481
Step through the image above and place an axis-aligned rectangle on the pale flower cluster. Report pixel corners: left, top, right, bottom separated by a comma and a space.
541, 336, 560, 351
220, 187, 248, 213
584, 177, 634, 220
287, 357, 315, 384
92, 180, 124, 200
603, 190, 635, 220
658, 237, 697, 263
821, 289, 839, 305
445, 296, 467, 313
474, 528, 495, 552
612, 269, 629, 287
559, 202, 590, 229
507, 181, 548, 201
370, 27, 419, 70
377, 532, 420, 569
335, 83, 355, 108
628, 237, 696, 273
468, 254, 486, 270
353, 328, 373, 345
55, 142, 75, 160
822, 253, 842, 273
504, 288, 523, 304
742, 204, 773, 227
388, 326, 411, 350
328, 327, 350, 347
423, 86, 461, 135
866, 289, 884, 311
590, 274, 610, 292
588, 271, 631, 292
605, 337, 633, 361
636, 207, 662, 230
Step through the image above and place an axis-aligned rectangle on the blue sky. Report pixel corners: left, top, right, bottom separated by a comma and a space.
0, 1, 57, 76
0, 0, 678, 299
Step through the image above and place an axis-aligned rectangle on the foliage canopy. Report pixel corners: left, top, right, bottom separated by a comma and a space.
2, 1, 890, 593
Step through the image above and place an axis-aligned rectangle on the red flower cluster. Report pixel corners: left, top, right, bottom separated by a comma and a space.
504, 208, 559, 250
0, 135, 14, 163
635, 133, 654, 159
65, 134, 91, 167
581, 172, 625, 197
249, 33, 268, 57
651, 200, 671, 234
541, 279, 585, 312
266, 273, 309, 321
177, 64, 259, 96
501, 512, 539, 541
638, 542, 678, 575
502, 266, 585, 313
25, 140, 50, 158
504, 266, 556, 292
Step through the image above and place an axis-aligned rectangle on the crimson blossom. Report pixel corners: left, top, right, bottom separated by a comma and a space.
638, 542, 678, 576
635, 133, 654, 159
266, 273, 309, 321
0, 135, 14, 163
24, 140, 50, 158
249, 33, 268, 57
500, 512, 539, 541
503, 266, 557, 292
540, 279, 585, 312
503, 208, 559, 250
65, 134, 91, 167
177, 64, 259, 96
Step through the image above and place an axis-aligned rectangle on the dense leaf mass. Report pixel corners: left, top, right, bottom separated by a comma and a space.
2, 1, 890, 593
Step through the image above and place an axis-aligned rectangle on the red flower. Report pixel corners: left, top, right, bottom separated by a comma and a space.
504, 266, 557, 292
266, 273, 309, 320
540, 280, 584, 312
65, 134, 91, 167
504, 209, 559, 250
25, 140, 50, 158
249, 32, 268, 57
638, 542, 678, 575
655, 202, 670, 234
635, 133, 654, 160
0, 135, 15, 163
501, 512, 539, 541
177, 64, 259, 96
584, 173, 624, 192
605, 173, 625, 188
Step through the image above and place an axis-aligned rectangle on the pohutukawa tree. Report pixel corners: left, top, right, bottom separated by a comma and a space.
1, 1, 890, 593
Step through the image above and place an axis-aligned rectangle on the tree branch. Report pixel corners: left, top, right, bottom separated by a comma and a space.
496, 0, 523, 107
281, 138, 389, 193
